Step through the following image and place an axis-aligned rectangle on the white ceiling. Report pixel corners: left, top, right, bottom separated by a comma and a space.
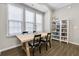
47, 3, 72, 10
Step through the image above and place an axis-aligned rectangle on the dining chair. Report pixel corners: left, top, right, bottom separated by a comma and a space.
41, 33, 51, 51
28, 34, 41, 56
22, 31, 28, 34
33, 31, 36, 33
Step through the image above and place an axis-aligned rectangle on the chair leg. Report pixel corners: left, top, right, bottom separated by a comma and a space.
46, 43, 48, 51
49, 41, 51, 48
39, 46, 41, 53
32, 48, 35, 56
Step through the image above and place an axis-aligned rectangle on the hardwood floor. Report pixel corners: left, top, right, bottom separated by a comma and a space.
1, 40, 79, 56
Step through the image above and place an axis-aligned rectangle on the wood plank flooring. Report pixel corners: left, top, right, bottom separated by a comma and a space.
1, 40, 79, 56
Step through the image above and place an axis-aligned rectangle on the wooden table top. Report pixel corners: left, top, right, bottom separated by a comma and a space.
16, 32, 47, 43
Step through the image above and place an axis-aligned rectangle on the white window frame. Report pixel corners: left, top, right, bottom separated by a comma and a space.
24, 8, 35, 33
35, 12, 44, 32
7, 4, 24, 36
7, 4, 44, 36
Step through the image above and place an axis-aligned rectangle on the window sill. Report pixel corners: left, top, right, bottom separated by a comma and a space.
6, 33, 21, 38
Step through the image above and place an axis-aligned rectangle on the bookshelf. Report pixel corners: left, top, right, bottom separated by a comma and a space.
60, 20, 69, 44
51, 18, 69, 44
51, 18, 60, 41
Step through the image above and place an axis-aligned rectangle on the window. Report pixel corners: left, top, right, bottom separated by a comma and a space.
36, 13, 43, 32
7, 4, 44, 36
25, 9, 35, 33
8, 5, 23, 35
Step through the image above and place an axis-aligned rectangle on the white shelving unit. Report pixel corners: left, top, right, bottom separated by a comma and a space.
60, 20, 69, 44
51, 18, 60, 41
51, 18, 69, 44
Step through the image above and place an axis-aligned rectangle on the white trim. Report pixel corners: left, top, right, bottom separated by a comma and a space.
69, 41, 79, 46
0, 44, 21, 54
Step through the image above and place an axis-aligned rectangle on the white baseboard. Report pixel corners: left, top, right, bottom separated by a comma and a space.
69, 41, 79, 46
0, 44, 21, 53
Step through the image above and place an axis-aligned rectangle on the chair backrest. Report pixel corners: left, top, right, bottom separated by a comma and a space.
33, 34, 41, 45
22, 31, 28, 34
46, 33, 51, 41
33, 31, 36, 33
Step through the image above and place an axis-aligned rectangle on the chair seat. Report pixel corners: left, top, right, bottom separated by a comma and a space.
41, 39, 50, 42
41, 39, 46, 42
28, 41, 41, 48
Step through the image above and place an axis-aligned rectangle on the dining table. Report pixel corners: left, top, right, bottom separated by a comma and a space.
16, 32, 48, 56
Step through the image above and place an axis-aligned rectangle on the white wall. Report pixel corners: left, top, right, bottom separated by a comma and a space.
53, 3, 79, 44
0, 3, 52, 52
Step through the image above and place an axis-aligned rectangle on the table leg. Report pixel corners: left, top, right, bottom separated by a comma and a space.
47, 42, 49, 46
25, 42, 30, 56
